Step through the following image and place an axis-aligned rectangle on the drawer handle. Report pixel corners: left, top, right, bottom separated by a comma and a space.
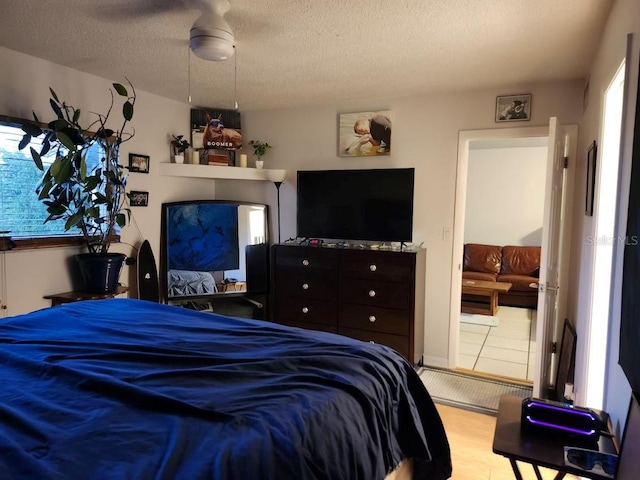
302, 259, 309, 266
302, 283, 309, 290
369, 315, 376, 323
368, 290, 376, 297
369, 264, 377, 272
302, 307, 309, 314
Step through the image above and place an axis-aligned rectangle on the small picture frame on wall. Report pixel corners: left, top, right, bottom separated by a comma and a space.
128, 153, 150, 173
129, 191, 149, 207
495, 94, 532, 122
585, 141, 597, 216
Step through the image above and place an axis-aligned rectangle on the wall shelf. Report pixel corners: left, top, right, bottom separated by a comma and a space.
159, 163, 286, 181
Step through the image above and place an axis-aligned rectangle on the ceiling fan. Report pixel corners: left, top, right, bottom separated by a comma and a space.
189, 0, 235, 61
104, 0, 236, 62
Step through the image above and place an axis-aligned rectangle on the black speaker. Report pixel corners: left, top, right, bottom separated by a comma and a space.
245, 243, 269, 294
521, 397, 607, 442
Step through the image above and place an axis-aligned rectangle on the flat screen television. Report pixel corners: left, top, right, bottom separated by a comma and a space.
296, 168, 414, 242
160, 200, 269, 302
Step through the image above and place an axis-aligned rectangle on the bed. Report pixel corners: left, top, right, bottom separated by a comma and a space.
0, 299, 451, 479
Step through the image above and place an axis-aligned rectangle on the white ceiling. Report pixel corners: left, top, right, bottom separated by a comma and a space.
0, 0, 613, 111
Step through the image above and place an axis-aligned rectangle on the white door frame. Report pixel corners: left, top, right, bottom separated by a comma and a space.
449, 126, 577, 391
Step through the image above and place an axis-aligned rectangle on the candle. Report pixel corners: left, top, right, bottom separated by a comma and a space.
563, 134, 569, 158
239, 154, 248, 168
192, 149, 200, 164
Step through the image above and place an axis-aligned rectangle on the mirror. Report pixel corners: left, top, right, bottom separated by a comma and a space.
160, 200, 269, 302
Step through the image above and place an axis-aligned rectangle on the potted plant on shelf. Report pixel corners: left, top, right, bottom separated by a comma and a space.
248, 140, 272, 169
19, 80, 136, 293
170, 134, 190, 164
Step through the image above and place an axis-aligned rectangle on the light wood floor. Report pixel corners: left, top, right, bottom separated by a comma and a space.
437, 404, 578, 480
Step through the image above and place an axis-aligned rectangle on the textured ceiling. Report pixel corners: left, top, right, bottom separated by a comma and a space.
0, 0, 613, 111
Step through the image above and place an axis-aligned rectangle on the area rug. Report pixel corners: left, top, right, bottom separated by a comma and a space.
419, 366, 532, 415
460, 313, 499, 327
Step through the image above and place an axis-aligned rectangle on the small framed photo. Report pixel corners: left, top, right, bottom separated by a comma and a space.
585, 141, 597, 216
128, 153, 150, 173
495, 94, 532, 122
129, 191, 149, 207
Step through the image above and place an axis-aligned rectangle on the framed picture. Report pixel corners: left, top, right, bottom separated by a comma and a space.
128, 153, 150, 173
585, 141, 597, 216
129, 191, 149, 207
338, 110, 391, 157
495, 94, 532, 122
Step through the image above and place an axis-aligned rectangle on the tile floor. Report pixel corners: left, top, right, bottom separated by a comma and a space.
458, 306, 536, 382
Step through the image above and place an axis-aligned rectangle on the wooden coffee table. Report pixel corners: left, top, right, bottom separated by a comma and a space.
461, 279, 512, 316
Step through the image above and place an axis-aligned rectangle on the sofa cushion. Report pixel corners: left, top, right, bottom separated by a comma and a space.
500, 246, 541, 276
497, 274, 539, 292
463, 244, 502, 274
462, 271, 497, 282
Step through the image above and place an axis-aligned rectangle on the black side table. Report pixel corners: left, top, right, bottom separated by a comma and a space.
493, 395, 617, 480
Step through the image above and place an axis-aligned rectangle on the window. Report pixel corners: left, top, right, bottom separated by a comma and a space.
0, 119, 105, 245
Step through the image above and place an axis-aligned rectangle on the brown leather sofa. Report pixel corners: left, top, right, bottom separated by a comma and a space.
462, 243, 540, 309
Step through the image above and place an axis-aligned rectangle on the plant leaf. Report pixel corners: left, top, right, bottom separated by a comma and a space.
123, 101, 134, 121
113, 83, 128, 96
19, 134, 31, 151
65, 212, 83, 230
30, 148, 44, 171
50, 98, 63, 119
49, 88, 60, 103
22, 123, 42, 137
56, 131, 75, 151
116, 213, 126, 228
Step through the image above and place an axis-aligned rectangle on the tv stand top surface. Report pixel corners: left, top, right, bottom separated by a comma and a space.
279, 238, 423, 253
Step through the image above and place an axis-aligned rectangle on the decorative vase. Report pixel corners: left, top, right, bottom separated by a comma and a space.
174, 154, 184, 164
76, 253, 126, 293
255, 160, 264, 169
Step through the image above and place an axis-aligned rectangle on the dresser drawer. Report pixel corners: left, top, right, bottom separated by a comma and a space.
339, 279, 411, 309
340, 251, 414, 282
275, 319, 338, 334
275, 246, 339, 271
338, 327, 409, 360
275, 269, 336, 300
338, 304, 410, 336
274, 296, 337, 327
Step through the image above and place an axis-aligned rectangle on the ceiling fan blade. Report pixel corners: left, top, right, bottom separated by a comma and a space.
100, 0, 194, 21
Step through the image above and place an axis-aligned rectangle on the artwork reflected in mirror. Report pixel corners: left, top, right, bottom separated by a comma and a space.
160, 201, 268, 302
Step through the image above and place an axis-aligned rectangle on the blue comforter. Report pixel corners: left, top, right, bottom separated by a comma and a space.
0, 299, 451, 479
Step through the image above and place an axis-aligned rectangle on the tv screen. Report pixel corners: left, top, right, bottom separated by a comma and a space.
296, 168, 414, 242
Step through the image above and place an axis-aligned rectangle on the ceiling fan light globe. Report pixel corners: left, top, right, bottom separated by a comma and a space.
190, 27, 235, 61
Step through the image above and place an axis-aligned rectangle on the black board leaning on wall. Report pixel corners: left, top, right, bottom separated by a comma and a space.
620, 53, 640, 392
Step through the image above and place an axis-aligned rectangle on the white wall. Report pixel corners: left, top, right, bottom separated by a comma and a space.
0, 47, 219, 316
568, 0, 640, 433
465, 145, 547, 246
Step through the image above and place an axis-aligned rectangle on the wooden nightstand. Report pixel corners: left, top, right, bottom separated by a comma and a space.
44, 286, 128, 306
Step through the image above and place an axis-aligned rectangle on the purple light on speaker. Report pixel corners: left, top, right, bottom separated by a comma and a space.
525, 415, 596, 437
524, 400, 599, 437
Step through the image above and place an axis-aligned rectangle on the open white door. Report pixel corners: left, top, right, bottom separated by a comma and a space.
533, 117, 568, 397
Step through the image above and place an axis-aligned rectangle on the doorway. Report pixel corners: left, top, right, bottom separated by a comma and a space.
458, 137, 548, 382
449, 125, 578, 396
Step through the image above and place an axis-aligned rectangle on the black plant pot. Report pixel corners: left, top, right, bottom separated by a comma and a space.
75, 253, 126, 294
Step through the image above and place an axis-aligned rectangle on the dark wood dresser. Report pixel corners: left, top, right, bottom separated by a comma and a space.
271, 244, 425, 364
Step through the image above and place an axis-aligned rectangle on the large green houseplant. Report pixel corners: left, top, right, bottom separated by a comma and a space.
20, 80, 136, 293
